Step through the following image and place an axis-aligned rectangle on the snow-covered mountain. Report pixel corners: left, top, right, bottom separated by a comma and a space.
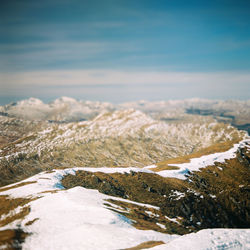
1, 97, 250, 131
120, 99, 250, 133
0, 97, 115, 122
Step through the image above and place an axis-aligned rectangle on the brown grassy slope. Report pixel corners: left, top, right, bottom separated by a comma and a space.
62, 143, 250, 234
0, 116, 46, 149
188, 146, 250, 228
0, 157, 43, 187
0, 194, 36, 248
0, 115, 245, 187
0, 182, 36, 192
104, 198, 189, 234
122, 240, 164, 250
0, 196, 33, 227
0, 228, 29, 250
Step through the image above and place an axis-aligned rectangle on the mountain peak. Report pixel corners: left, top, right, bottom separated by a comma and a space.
93, 108, 153, 124
17, 97, 44, 106
52, 96, 78, 105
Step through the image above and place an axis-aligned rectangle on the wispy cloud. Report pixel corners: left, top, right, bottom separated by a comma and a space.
1, 70, 249, 103
0, 41, 139, 71
1, 70, 249, 88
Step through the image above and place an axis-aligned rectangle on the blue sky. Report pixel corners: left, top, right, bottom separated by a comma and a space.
0, 0, 250, 104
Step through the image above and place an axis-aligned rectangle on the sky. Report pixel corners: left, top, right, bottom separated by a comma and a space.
0, 0, 250, 104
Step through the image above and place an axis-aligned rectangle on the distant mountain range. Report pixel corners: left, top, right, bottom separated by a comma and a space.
1, 97, 249, 132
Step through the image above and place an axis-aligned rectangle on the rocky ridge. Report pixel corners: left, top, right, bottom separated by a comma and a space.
0, 108, 246, 187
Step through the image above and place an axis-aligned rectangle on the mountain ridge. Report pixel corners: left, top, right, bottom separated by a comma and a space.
0, 108, 246, 187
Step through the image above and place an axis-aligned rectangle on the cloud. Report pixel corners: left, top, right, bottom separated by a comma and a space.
0, 40, 141, 71
1, 70, 250, 89
1, 70, 249, 103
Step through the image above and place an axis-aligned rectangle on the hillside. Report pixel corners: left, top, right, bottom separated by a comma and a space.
0, 108, 245, 187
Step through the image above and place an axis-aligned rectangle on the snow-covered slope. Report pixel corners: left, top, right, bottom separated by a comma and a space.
151, 229, 250, 249
0, 168, 178, 250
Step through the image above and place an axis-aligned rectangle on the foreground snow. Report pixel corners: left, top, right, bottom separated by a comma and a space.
22, 187, 176, 250
1, 167, 249, 249
151, 229, 250, 250
0, 169, 177, 250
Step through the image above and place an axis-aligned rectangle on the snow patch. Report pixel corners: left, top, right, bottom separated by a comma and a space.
169, 191, 185, 200
145, 211, 160, 217
157, 139, 250, 180
156, 223, 165, 229
165, 216, 181, 225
